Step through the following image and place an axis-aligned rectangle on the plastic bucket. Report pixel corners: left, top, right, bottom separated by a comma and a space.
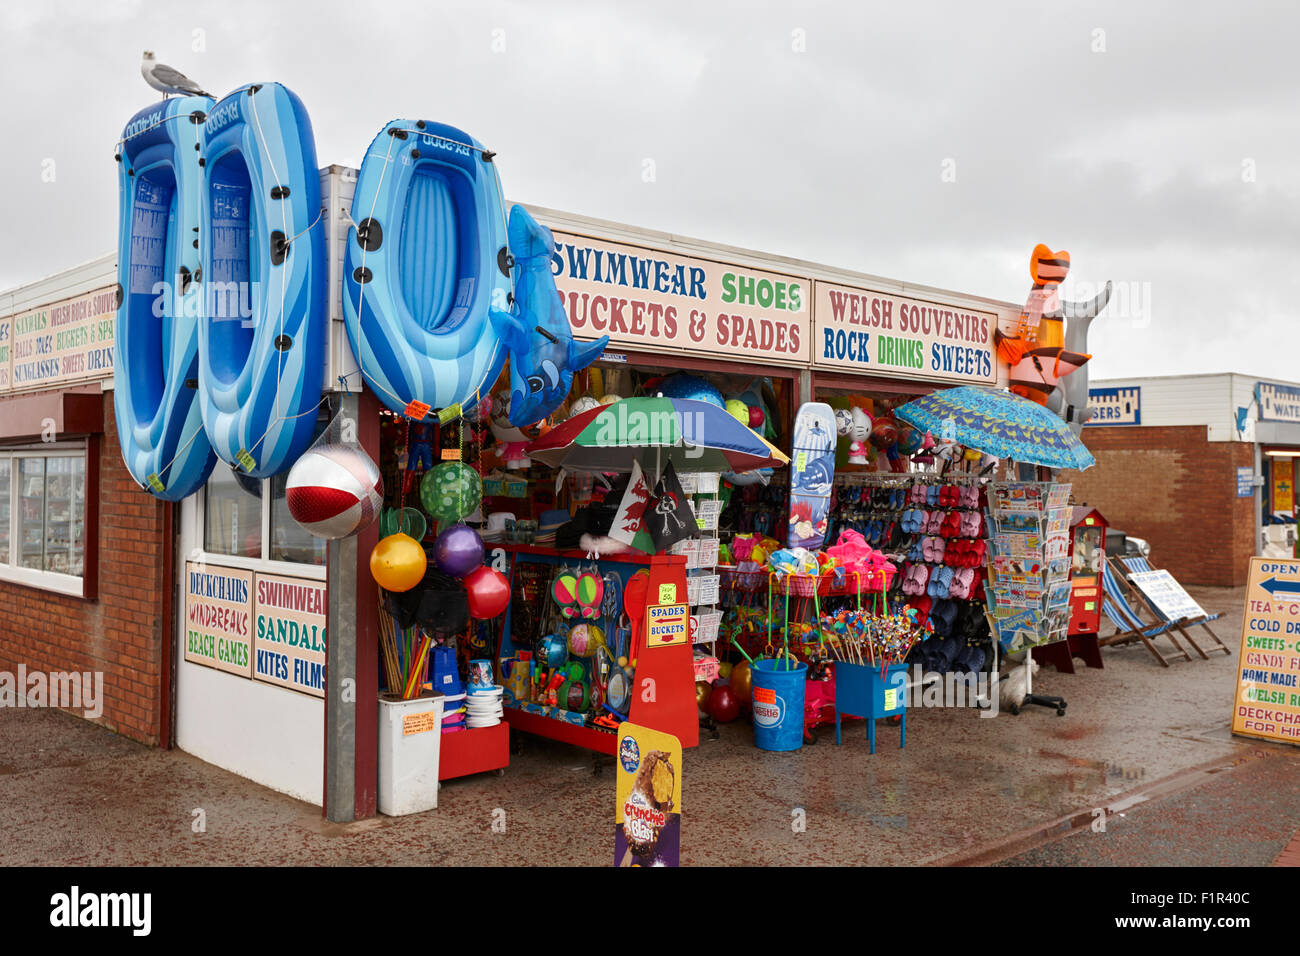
751, 658, 808, 751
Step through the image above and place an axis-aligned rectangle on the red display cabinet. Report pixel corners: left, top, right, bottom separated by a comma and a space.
1068, 506, 1108, 636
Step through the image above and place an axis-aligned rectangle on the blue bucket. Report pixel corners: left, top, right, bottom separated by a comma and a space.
751, 658, 808, 752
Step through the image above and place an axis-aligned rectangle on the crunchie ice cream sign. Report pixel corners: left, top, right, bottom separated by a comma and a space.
550, 231, 810, 366
812, 280, 996, 384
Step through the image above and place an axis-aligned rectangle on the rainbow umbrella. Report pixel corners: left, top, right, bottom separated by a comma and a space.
893, 385, 1094, 471
527, 397, 789, 474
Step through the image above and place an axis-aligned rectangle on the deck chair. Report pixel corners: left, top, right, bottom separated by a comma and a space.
1116, 556, 1232, 657
1098, 560, 1194, 667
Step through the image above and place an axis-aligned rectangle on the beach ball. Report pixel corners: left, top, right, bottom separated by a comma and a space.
420, 462, 482, 525
568, 623, 606, 658
834, 408, 853, 436
707, 684, 741, 723
725, 399, 748, 423
285, 445, 383, 539
539, 633, 568, 668
560, 677, 590, 712
731, 660, 753, 705
655, 374, 723, 407
869, 415, 898, 449
570, 395, 601, 418
433, 523, 484, 578
463, 565, 510, 619
896, 425, 924, 456
370, 533, 427, 592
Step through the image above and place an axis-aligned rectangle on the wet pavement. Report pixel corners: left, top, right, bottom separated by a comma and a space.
2, 584, 1294, 866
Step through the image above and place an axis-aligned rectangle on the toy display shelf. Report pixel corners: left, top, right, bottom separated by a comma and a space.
495, 547, 698, 755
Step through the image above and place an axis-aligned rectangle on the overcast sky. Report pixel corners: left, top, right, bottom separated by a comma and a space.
1, 0, 1295, 381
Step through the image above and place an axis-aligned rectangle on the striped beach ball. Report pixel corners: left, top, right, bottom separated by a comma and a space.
285, 445, 384, 539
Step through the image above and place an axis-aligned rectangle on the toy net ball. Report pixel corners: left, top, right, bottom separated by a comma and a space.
420, 462, 482, 525
707, 684, 740, 723
559, 678, 590, 712
725, 399, 748, 423
463, 565, 510, 619
568, 623, 606, 658
539, 633, 568, 668
433, 523, 485, 578
369, 533, 427, 592
285, 445, 383, 539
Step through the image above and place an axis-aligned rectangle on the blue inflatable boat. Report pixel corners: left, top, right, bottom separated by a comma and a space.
198, 82, 327, 477
113, 96, 218, 501
342, 119, 512, 418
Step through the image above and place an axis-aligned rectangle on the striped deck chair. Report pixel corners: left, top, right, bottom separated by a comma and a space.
1098, 560, 1193, 667
1117, 556, 1231, 657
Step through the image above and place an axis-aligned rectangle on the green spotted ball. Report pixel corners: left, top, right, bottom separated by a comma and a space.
420, 463, 482, 524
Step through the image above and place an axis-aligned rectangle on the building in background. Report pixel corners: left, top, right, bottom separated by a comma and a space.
1071, 373, 1299, 588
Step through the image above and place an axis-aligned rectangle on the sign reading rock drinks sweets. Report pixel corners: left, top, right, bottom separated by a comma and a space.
812, 280, 996, 384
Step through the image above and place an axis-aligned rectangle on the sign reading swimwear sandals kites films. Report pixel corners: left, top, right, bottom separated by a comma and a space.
1231, 558, 1300, 746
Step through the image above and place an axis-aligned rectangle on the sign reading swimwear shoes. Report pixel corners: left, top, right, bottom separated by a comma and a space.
1231, 558, 1300, 747
812, 280, 996, 384
549, 230, 810, 366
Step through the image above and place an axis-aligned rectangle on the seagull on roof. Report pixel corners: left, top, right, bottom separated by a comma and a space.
141, 50, 210, 99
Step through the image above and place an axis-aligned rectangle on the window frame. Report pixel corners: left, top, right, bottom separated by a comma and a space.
195, 471, 327, 582
0, 440, 94, 597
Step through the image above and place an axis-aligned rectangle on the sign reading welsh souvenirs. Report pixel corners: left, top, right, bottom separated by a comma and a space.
4, 287, 116, 392
812, 280, 996, 384
252, 573, 328, 697
1231, 558, 1300, 746
184, 563, 254, 678
549, 230, 810, 366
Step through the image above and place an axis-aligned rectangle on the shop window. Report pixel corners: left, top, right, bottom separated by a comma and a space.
0, 446, 88, 594
204, 465, 263, 558
270, 469, 325, 566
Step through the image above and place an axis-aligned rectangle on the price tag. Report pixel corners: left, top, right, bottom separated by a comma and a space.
404, 399, 431, 420
402, 711, 438, 735
884, 688, 898, 710
657, 583, 677, 604
235, 448, 257, 472
795, 451, 807, 473
441, 448, 461, 461
145, 473, 165, 493
437, 402, 463, 424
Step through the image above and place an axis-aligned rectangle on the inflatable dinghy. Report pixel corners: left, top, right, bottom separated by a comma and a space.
343, 119, 512, 419
198, 82, 327, 477
113, 95, 218, 501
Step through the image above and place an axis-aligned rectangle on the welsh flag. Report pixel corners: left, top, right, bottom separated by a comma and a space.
610, 460, 656, 554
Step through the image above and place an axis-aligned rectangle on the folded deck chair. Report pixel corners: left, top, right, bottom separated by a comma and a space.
1098, 560, 1193, 667
1117, 555, 1231, 657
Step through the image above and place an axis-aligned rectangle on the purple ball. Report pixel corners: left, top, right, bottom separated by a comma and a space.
433, 524, 485, 579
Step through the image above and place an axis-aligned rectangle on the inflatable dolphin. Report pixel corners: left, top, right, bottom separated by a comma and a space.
494, 205, 609, 426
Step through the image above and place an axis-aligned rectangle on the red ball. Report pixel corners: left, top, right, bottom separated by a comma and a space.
707, 684, 741, 723
463, 566, 510, 619
748, 407, 765, 429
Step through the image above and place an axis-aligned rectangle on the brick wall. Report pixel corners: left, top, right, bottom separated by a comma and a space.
1064, 424, 1255, 587
0, 400, 169, 743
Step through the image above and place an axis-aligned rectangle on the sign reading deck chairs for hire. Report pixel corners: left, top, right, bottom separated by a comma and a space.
1127, 570, 1208, 624
1230, 558, 1300, 746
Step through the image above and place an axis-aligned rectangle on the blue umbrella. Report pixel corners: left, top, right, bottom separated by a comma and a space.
894, 386, 1095, 470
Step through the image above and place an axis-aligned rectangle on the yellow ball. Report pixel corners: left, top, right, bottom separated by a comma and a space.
370, 533, 427, 592
725, 399, 748, 423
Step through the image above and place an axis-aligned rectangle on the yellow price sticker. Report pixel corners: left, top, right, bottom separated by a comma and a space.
657, 583, 677, 604
437, 403, 463, 424
884, 688, 898, 710
795, 451, 807, 473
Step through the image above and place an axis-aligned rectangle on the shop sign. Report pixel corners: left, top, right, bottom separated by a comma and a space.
1237, 467, 1255, 498
1257, 382, 1300, 424
615, 722, 681, 866
1273, 468, 1294, 514
252, 573, 327, 697
1087, 386, 1141, 426
0, 314, 10, 390
811, 281, 996, 384
4, 287, 116, 393
1128, 570, 1207, 623
184, 563, 254, 678
646, 603, 688, 647
1230, 558, 1300, 746
550, 230, 810, 366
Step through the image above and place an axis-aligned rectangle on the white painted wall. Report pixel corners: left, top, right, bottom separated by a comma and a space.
1093, 372, 1300, 442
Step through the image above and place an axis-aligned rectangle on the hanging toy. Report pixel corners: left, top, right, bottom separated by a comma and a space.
463, 565, 510, 619
420, 461, 482, 526
433, 523, 485, 578
370, 533, 427, 592
285, 444, 383, 539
